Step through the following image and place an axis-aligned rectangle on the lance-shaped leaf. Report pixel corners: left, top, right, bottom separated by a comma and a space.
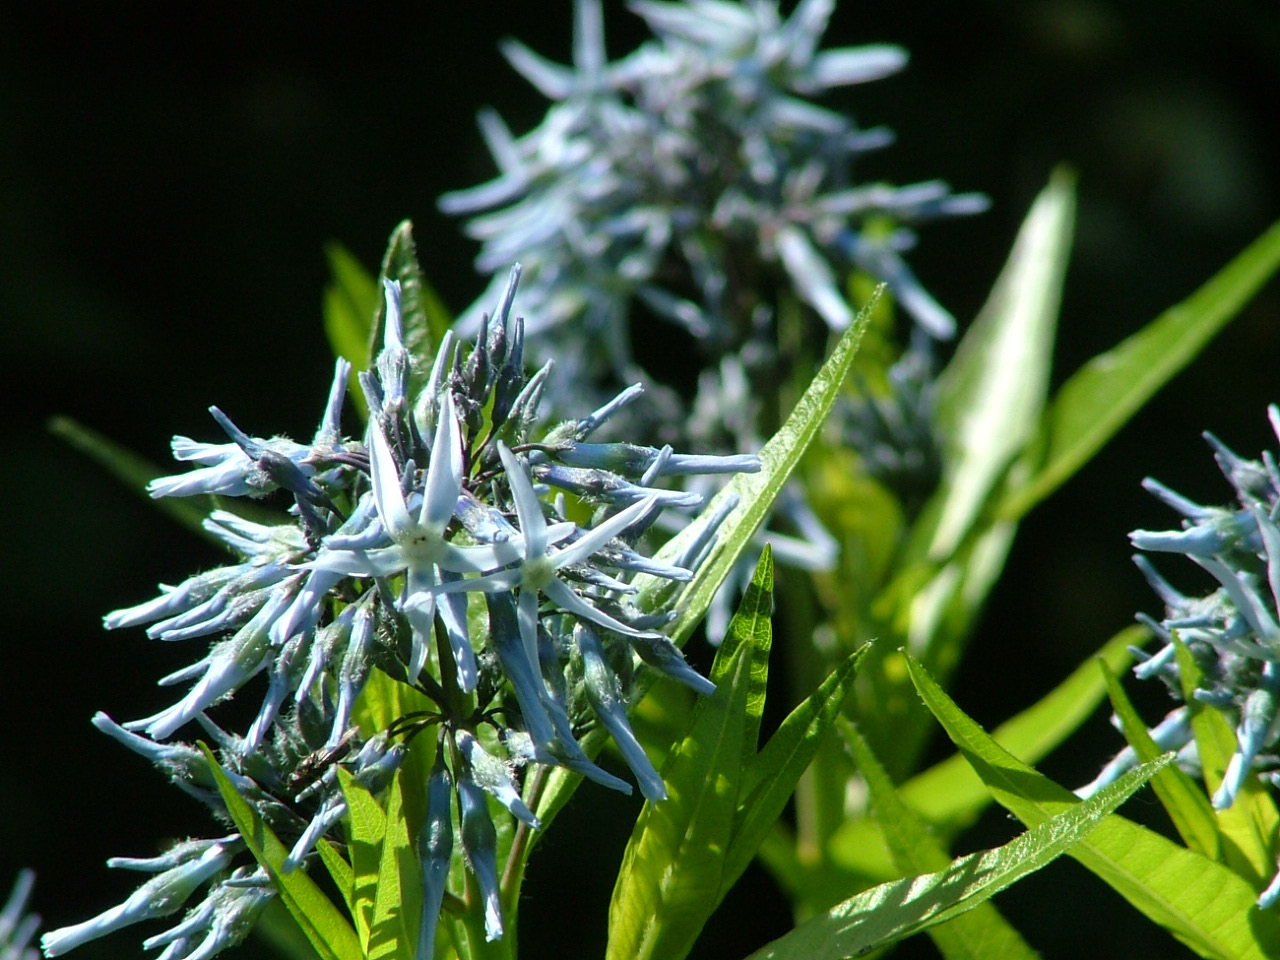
852, 624, 1142, 865
1172, 638, 1279, 888
323, 241, 379, 414
333, 766, 387, 952
1101, 659, 1221, 861
607, 549, 773, 960
806, 626, 1138, 903
740, 757, 1166, 960
723, 644, 867, 891
199, 744, 363, 960
634, 292, 876, 645
368, 772, 420, 960
906, 655, 1280, 960
1000, 215, 1280, 521
533, 299, 874, 832
370, 221, 453, 394
919, 168, 1074, 563
842, 719, 1044, 960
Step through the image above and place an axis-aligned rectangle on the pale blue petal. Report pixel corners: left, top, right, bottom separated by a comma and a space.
543, 576, 654, 640
550, 495, 658, 570
368, 421, 413, 537
422, 392, 464, 530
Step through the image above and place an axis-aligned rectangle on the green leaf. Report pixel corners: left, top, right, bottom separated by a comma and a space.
607, 550, 773, 960
740, 758, 1165, 960
1000, 216, 1280, 521
636, 292, 876, 645
906, 656, 1280, 959
317, 840, 355, 913
323, 242, 379, 416
373, 221, 453, 386
825, 627, 1138, 893
534, 296, 874, 833
336, 766, 387, 951
368, 772, 420, 960
49, 415, 220, 544
323, 242, 379, 371
199, 744, 363, 960
1100, 659, 1221, 860
922, 169, 1075, 562
1173, 638, 1279, 888
723, 645, 867, 891
901, 624, 1142, 835
841, 719, 1042, 960
731, 545, 775, 770
253, 897, 327, 960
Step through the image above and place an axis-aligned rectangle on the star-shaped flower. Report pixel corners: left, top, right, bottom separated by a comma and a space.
439, 441, 677, 688
305, 392, 515, 688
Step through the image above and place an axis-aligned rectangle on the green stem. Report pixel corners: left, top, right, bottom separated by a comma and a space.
500, 764, 549, 921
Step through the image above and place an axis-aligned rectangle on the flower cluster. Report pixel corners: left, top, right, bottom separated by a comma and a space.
441, 0, 983, 623
1, 872, 37, 960
43, 269, 757, 958
441, 0, 986, 419
1080, 406, 1280, 907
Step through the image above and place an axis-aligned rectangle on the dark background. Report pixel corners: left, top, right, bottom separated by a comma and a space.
4, 2, 1278, 958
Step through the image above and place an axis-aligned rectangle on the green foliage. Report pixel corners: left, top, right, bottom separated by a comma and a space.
742, 756, 1166, 960
201, 744, 363, 960
816, 625, 1142, 894
608, 548, 776, 960
841, 719, 1041, 960
924, 166, 1075, 563
608, 548, 868, 960
531, 298, 876, 836
907, 656, 1280, 959
333, 768, 422, 959
999, 215, 1280, 521
371, 221, 454, 397
1170, 639, 1280, 890
635, 292, 877, 646
1101, 659, 1221, 860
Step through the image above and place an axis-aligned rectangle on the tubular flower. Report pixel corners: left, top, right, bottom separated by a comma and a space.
52, 257, 757, 957
1082, 405, 1280, 908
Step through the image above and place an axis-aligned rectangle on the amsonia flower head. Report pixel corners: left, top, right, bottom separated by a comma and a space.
49, 250, 758, 958
1081, 405, 1280, 908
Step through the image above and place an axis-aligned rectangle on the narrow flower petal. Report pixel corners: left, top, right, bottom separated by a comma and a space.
368, 422, 413, 537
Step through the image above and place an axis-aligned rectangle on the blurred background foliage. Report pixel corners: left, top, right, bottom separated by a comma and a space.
2, 2, 1277, 957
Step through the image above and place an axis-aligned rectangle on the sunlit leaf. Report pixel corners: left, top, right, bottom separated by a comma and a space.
1000, 217, 1280, 520
199, 745, 363, 960
607, 550, 773, 960
368, 772, 420, 960
724, 645, 867, 891
335, 766, 387, 951
323, 241, 379, 416
534, 297, 874, 832
1173, 638, 1279, 888
373, 221, 454, 387
1101, 659, 1220, 860
921, 169, 1074, 562
740, 758, 1164, 960
907, 656, 1280, 959
842, 719, 1042, 960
